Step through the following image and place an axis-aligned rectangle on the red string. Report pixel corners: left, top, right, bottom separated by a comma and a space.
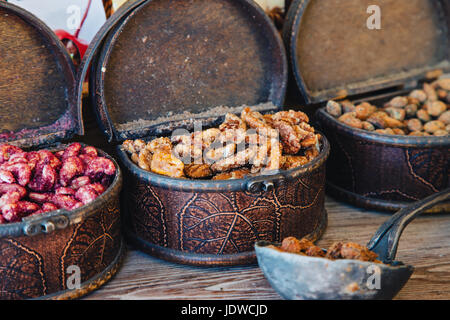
74, 0, 92, 38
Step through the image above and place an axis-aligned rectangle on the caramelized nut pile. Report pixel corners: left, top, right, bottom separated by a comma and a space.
122, 107, 322, 179
326, 79, 450, 136
0, 143, 116, 223
270, 236, 381, 263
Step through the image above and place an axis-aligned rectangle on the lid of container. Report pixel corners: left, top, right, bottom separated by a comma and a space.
284, 0, 450, 104
0, 2, 82, 148
87, 0, 287, 142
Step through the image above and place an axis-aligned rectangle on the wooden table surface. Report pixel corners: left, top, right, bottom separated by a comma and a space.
85, 196, 450, 300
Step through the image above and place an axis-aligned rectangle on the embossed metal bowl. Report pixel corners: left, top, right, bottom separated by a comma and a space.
117, 137, 330, 266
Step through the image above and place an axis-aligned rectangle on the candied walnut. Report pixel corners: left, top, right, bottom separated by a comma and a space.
204, 143, 236, 163
218, 128, 247, 145
184, 164, 213, 179
151, 150, 185, 178
338, 112, 363, 129
305, 245, 326, 257
280, 237, 314, 253
340, 242, 379, 262
270, 110, 309, 125
220, 113, 247, 131
325, 242, 343, 260
212, 168, 250, 180
210, 146, 257, 173
271, 120, 300, 155
147, 137, 173, 154
265, 139, 283, 171
241, 107, 272, 132
282, 155, 308, 170
355, 102, 377, 120
59, 156, 84, 186
431, 78, 450, 91
137, 148, 152, 171
305, 146, 320, 161
326, 100, 342, 117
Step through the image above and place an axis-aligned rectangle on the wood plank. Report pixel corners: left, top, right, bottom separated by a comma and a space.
85, 196, 450, 300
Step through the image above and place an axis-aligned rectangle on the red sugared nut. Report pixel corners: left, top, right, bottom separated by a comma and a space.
82, 146, 98, 158
28, 192, 52, 204
0, 144, 23, 164
0, 183, 27, 198
0, 191, 21, 208
37, 150, 62, 170
55, 187, 76, 196
0, 144, 115, 223
0, 170, 15, 184
70, 176, 91, 189
1, 162, 32, 186
75, 185, 99, 205
28, 163, 57, 192
59, 156, 84, 186
51, 194, 83, 211
2, 201, 40, 222
62, 143, 82, 160
85, 157, 115, 181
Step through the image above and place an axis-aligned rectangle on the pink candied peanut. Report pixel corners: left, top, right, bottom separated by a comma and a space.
28, 163, 57, 192
2, 201, 40, 222
51, 194, 83, 210
85, 157, 115, 181
1, 162, 32, 186
62, 143, 82, 160
0, 170, 15, 184
55, 187, 76, 196
59, 156, 84, 186
70, 176, 91, 189
0, 183, 27, 198
75, 185, 99, 205
82, 146, 98, 158
0, 191, 21, 208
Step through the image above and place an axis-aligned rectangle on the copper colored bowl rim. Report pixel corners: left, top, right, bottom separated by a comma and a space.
0, 143, 122, 238
316, 108, 450, 148
116, 133, 330, 192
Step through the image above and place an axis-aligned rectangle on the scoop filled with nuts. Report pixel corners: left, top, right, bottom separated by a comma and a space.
325, 79, 450, 136
256, 189, 448, 300
122, 107, 323, 179
0, 143, 116, 223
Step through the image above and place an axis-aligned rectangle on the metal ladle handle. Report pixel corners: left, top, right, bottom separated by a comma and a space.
367, 188, 450, 264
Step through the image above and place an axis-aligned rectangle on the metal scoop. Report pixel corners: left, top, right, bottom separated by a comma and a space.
255, 188, 449, 300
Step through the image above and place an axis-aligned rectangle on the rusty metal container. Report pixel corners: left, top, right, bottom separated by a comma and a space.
0, 2, 124, 299
78, 0, 330, 266
283, 0, 450, 212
